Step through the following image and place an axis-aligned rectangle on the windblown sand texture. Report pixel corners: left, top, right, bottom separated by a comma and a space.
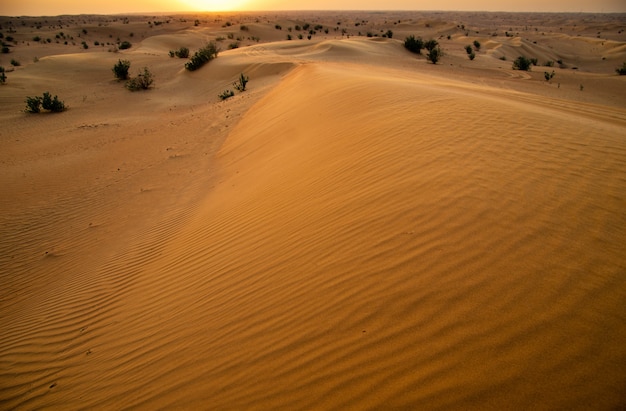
1, 11, 626, 410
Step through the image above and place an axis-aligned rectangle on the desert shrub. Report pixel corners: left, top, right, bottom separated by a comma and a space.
469, 52, 475, 60
1, 46, 9, 53
10, 59, 19, 66
616, 62, 626, 75
240, 25, 249, 31
233, 73, 249, 91
228, 42, 239, 49
0, 67, 6, 84
544, 60, 554, 67
287, 34, 292, 40
119, 41, 132, 50
33, 35, 41, 42
25, 96, 42, 113
473, 40, 481, 50
404, 35, 424, 54
385, 30, 393, 38
499, 55, 507, 61
465, 45, 473, 54
170, 47, 189, 58
126, 67, 154, 91
425, 39, 439, 52
544, 70, 555, 81
530, 58, 538, 66
512, 56, 532, 71
275, 24, 282, 30
427, 46, 443, 64
41, 92, 66, 112
112, 59, 131, 80
218, 89, 234, 100
25, 92, 65, 113
185, 42, 219, 71
81, 41, 88, 49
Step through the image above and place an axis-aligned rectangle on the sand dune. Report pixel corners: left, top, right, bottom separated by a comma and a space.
1, 11, 626, 410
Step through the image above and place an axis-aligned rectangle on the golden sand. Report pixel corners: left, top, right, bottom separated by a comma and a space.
1, 11, 625, 409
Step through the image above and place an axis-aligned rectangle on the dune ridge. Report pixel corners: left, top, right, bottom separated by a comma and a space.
1, 11, 626, 410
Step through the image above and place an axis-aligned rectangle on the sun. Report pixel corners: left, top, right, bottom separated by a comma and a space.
178, 0, 251, 11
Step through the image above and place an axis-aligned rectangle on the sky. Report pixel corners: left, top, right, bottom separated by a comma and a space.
1, 0, 625, 16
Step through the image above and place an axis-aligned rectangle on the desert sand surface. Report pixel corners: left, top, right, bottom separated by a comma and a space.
1, 10, 626, 410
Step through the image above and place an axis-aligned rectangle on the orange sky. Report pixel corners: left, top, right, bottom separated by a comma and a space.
1, 0, 625, 16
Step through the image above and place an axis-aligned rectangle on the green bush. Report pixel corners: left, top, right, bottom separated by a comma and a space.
0, 66, 6, 84
10, 59, 20, 66
512, 56, 532, 71
427, 46, 443, 64
112, 59, 131, 80
233, 73, 249, 91
616, 62, 626, 75
41, 92, 66, 112
473, 40, 481, 50
465, 45, 473, 54
185, 42, 219, 71
25, 96, 42, 113
218, 89, 234, 100
119, 41, 132, 50
544, 70, 555, 82
425, 39, 439, 52
469, 52, 475, 60
404, 35, 424, 54
25, 92, 65, 113
385, 30, 393, 38
176, 47, 189, 58
126, 67, 154, 91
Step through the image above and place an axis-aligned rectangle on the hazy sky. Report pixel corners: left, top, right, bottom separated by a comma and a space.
1, 0, 625, 16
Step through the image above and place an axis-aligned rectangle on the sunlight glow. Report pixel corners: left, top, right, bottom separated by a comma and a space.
178, 0, 251, 11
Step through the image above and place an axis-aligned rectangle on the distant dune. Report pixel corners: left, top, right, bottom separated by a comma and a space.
1, 11, 625, 410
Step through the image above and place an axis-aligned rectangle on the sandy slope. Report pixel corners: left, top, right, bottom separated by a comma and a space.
1, 11, 626, 410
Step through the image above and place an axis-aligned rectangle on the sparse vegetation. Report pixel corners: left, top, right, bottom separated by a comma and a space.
0, 66, 6, 84
233, 73, 249, 91
385, 29, 393, 38
10, 58, 19, 66
425, 39, 439, 52
465, 45, 473, 54
427, 45, 443, 64
185, 42, 219, 71
473, 40, 481, 50
119, 41, 132, 50
25, 92, 66, 113
169, 47, 189, 58
404, 35, 424, 54
616, 62, 626, 75
218, 89, 234, 100
512, 56, 532, 71
544, 70, 555, 82
469, 52, 475, 60
112, 59, 131, 80
126, 67, 154, 91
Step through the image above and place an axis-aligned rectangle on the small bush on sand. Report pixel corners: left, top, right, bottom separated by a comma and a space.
425, 39, 439, 52
112, 59, 131, 80
469, 52, 475, 60
233, 73, 249, 91
41, 92, 66, 112
185, 42, 219, 71
218, 89, 234, 100
25, 92, 66, 113
544, 70, 555, 82
473, 40, 481, 50
616, 62, 626, 75
0, 66, 6, 84
119, 41, 132, 50
126, 67, 154, 91
427, 46, 443, 64
512, 56, 532, 71
170, 47, 189, 58
404, 35, 424, 54
465, 45, 473, 54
